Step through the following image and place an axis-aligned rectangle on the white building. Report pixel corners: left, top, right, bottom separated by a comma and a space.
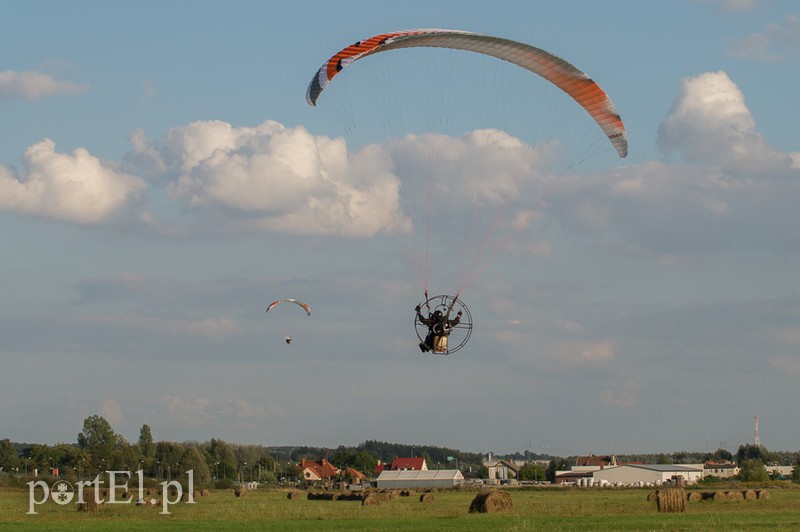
376, 469, 464, 489
592, 464, 703, 486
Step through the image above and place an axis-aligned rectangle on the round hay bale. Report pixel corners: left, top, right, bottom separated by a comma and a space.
469, 489, 513, 513
726, 490, 744, 501
743, 489, 757, 500
712, 491, 728, 501
287, 490, 301, 500
77, 491, 102, 513
756, 489, 770, 500
687, 491, 702, 502
646, 491, 657, 502
201, 489, 210, 497
362, 492, 382, 506
234, 487, 246, 497
400, 489, 416, 497
419, 492, 435, 503
656, 488, 686, 513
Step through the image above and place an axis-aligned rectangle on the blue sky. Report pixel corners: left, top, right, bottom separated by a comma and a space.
2, 0, 799, 457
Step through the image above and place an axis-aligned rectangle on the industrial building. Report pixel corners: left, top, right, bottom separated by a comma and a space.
375, 469, 464, 489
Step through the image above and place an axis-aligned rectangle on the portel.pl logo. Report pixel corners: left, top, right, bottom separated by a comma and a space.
27, 469, 195, 515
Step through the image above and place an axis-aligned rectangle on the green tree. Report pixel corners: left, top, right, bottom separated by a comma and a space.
352, 450, 377, 476
710, 448, 733, 462
138, 424, 155, 473
518, 462, 546, 481
178, 445, 212, 489
155, 441, 186, 480
204, 439, 237, 480
737, 458, 768, 482
546, 458, 570, 483
77, 415, 116, 469
791, 462, 800, 484
0, 438, 19, 472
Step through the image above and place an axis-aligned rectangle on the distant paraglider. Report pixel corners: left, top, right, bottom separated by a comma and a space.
266, 299, 311, 346
266, 299, 312, 316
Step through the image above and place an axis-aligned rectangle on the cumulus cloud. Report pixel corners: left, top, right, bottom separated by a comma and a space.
544, 70, 800, 257
125, 119, 551, 238
598, 379, 639, 409
72, 313, 242, 340
0, 70, 87, 101
0, 139, 147, 224
129, 120, 399, 236
770, 356, 800, 375
700, 0, 763, 13
99, 398, 126, 427
728, 14, 800, 61
657, 71, 792, 174
159, 396, 270, 427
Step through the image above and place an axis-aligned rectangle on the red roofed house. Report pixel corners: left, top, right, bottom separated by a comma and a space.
389, 457, 428, 471
344, 467, 366, 484
301, 459, 339, 482
574, 454, 618, 468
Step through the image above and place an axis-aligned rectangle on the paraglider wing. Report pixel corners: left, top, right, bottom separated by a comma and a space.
266, 298, 312, 316
306, 28, 627, 158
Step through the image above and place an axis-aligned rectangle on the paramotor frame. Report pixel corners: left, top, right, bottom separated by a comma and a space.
414, 294, 473, 355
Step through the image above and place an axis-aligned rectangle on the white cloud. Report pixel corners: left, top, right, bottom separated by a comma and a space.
540, 71, 800, 257
159, 396, 273, 427
128, 120, 552, 239
0, 139, 147, 224
72, 314, 242, 340
99, 398, 126, 427
598, 379, 639, 409
0, 70, 87, 101
770, 356, 800, 375
700, 0, 763, 13
136, 120, 400, 237
728, 14, 800, 61
657, 71, 791, 174
161, 396, 214, 427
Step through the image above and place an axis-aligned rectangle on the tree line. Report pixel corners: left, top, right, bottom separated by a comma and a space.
2, 416, 799, 487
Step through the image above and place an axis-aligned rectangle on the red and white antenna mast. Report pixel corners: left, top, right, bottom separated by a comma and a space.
754, 415, 760, 446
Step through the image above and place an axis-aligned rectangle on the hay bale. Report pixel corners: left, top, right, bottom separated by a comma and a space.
419, 492, 435, 503
726, 490, 744, 501
77, 491, 103, 513
469, 490, 513, 513
687, 491, 702, 502
656, 488, 686, 513
756, 489, 770, 500
646, 491, 657, 502
287, 490, 301, 500
743, 489, 757, 500
712, 491, 728, 501
400, 489, 416, 497
201, 489, 210, 497
362, 492, 382, 506
339, 492, 365, 501
234, 487, 246, 497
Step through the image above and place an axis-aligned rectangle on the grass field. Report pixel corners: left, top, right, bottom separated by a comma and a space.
2, 485, 800, 531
